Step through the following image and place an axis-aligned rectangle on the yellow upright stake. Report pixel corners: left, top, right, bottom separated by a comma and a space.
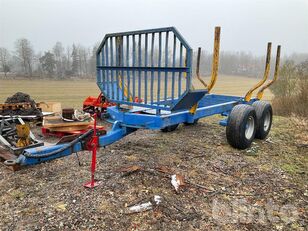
189, 27, 221, 114
257, 45, 281, 100
244, 42, 272, 101
196, 47, 207, 88
207, 26, 221, 93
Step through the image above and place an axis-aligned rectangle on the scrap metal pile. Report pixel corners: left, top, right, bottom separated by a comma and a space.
0, 91, 107, 170
0, 118, 43, 154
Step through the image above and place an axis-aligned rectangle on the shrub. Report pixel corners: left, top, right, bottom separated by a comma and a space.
271, 60, 308, 117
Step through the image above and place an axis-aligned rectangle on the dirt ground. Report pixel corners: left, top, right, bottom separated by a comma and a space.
0, 115, 307, 230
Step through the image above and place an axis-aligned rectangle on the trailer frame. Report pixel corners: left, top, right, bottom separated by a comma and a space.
4, 26, 281, 171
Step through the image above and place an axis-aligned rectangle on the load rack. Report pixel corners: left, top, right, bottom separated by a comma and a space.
4, 27, 281, 175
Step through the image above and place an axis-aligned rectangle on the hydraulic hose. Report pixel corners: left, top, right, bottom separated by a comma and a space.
22, 129, 94, 158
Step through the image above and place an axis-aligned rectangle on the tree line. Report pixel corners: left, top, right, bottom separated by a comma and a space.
0, 38, 308, 79
0, 39, 97, 78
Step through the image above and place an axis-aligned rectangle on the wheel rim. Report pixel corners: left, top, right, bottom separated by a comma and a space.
245, 116, 255, 140
264, 111, 271, 131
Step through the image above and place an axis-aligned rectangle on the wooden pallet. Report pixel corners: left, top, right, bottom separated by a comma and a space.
0, 102, 33, 111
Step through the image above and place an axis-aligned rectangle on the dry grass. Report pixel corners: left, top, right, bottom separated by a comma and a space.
0, 75, 273, 108
193, 75, 273, 100
0, 78, 100, 108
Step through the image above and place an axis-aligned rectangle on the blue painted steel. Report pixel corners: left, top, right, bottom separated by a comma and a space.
110, 37, 114, 98
170, 89, 207, 111
138, 34, 142, 100
16, 123, 136, 166
157, 32, 162, 104
16, 143, 83, 166
96, 27, 193, 111
164, 31, 169, 103
150, 33, 155, 104
16, 28, 261, 167
97, 82, 124, 101
172, 34, 176, 100
179, 44, 183, 98
17, 95, 255, 166
132, 35, 136, 100
144, 33, 148, 104
107, 94, 255, 130
219, 119, 228, 126
126, 36, 130, 100
97, 66, 189, 72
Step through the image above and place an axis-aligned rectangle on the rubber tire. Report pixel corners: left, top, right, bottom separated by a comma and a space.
226, 104, 257, 149
252, 101, 273, 140
161, 124, 179, 132
184, 119, 199, 126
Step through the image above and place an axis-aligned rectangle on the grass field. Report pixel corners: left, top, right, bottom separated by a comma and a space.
0, 75, 273, 108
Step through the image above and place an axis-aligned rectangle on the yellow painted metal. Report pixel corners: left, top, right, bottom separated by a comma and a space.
189, 103, 198, 114
118, 76, 133, 102
189, 26, 221, 114
257, 45, 281, 100
196, 47, 207, 88
189, 26, 220, 114
188, 47, 201, 114
16, 124, 31, 147
207, 26, 221, 93
244, 42, 272, 102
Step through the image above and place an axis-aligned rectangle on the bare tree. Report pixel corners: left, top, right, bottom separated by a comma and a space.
0, 47, 10, 77
53, 42, 65, 78
65, 46, 72, 75
77, 45, 89, 76
89, 44, 99, 76
15, 38, 34, 76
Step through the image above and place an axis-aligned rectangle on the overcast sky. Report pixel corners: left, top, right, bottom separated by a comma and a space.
1, 0, 308, 56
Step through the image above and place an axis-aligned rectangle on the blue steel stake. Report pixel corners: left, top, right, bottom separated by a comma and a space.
138, 34, 142, 101
132, 35, 136, 100
172, 34, 176, 100
150, 33, 155, 104
164, 31, 169, 104
105, 39, 109, 97
179, 43, 183, 98
157, 32, 162, 105
110, 37, 114, 98
144, 33, 148, 104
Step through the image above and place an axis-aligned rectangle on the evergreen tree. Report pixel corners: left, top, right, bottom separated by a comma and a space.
71, 44, 79, 76
39, 51, 56, 76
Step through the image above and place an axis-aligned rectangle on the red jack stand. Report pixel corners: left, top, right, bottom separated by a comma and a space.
84, 113, 100, 189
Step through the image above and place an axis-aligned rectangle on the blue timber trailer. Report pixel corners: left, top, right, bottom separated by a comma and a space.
5, 27, 281, 167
